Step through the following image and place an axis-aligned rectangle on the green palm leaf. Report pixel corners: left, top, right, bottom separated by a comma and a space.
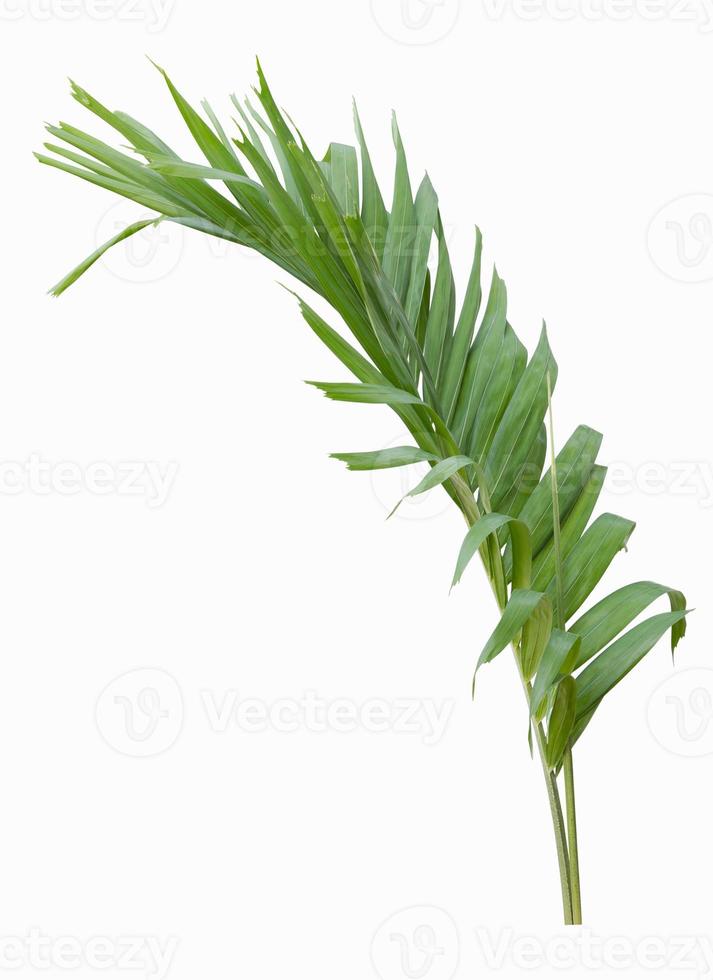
330, 447, 438, 471
575, 610, 690, 730
37, 61, 691, 926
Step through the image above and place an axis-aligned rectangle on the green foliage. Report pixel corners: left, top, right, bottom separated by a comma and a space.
38, 61, 691, 920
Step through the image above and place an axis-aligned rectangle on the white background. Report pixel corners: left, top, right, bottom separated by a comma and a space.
1, 0, 712, 977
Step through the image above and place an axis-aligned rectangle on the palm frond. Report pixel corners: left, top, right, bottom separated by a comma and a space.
38, 61, 690, 923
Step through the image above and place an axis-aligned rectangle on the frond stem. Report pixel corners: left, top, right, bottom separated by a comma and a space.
453, 474, 574, 925
547, 371, 582, 924
563, 747, 582, 923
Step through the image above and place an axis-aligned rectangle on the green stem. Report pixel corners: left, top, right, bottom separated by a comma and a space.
546, 750, 575, 925
520, 671, 573, 925
546, 372, 583, 925
563, 746, 582, 923
450, 472, 573, 923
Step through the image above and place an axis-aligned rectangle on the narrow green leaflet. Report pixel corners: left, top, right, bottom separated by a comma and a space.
338, 217, 426, 391
402, 455, 472, 496
498, 423, 548, 521
147, 155, 275, 216
451, 269, 507, 449
295, 296, 385, 385
569, 581, 687, 668
331, 447, 438, 470
484, 324, 558, 510
546, 513, 636, 623
575, 610, 690, 724
403, 177, 438, 328
232, 97, 271, 163
381, 115, 414, 306
468, 323, 528, 469
45, 114, 182, 194
42, 140, 127, 180
532, 464, 607, 590
530, 630, 582, 722
452, 513, 532, 591
241, 96, 304, 209
49, 218, 161, 297
415, 268, 431, 353
290, 147, 363, 286
353, 102, 389, 262
389, 456, 473, 517
253, 60, 324, 227
69, 80, 177, 158
148, 158, 264, 189
322, 142, 359, 216
307, 382, 422, 405
521, 593, 554, 681
546, 677, 577, 770
33, 160, 176, 226
389, 455, 472, 518
475, 589, 550, 682
153, 63, 251, 203
440, 228, 483, 422
423, 217, 456, 386
202, 98, 244, 165
509, 425, 603, 566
